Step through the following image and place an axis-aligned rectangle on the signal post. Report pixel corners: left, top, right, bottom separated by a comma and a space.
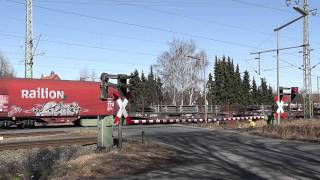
273, 87, 298, 125
99, 73, 133, 150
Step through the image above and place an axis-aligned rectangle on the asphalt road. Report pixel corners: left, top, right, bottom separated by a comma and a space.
119, 125, 320, 180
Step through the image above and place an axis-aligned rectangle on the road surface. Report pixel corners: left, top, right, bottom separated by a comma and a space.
121, 125, 320, 180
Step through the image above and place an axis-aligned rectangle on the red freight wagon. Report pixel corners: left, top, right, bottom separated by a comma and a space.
0, 78, 116, 128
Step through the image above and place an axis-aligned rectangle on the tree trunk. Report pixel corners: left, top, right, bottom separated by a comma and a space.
172, 87, 176, 105
189, 87, 194, 105
181, 91, 184, 106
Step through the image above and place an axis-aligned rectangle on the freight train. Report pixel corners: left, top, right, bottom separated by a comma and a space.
0, 78, 118, 128
1, 78, 309, 128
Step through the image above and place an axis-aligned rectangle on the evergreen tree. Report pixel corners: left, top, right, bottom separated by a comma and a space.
259, 78, 269, 104
242, 70, 251, 105
141, 71, 146, 109
207, 73, 215, 105
129, 70, 142, 111
220, 56, 228, 104
267, 85, 274, 104
252, 77, 258, 104
201, 56, 275, 107
233, 64, 243, 105
146, 66, 156, 106
213, 56, 223, 104
226, 57, 235, 104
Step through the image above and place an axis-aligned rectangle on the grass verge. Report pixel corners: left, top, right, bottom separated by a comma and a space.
0, 140, 177, 179
250, 119, 320, 142
51, 140, 177, 179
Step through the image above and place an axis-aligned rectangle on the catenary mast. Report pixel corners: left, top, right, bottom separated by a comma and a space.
25, 0, 33, 78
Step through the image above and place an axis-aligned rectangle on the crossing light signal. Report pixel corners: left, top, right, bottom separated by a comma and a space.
99, 73, 133, 100
118, 75, 128, 97
100, 73, 109, 100
279, 88, 284, 100
291, 87, 298, 101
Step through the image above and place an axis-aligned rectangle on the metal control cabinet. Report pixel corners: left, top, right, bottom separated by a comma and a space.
97, 115, 114, 151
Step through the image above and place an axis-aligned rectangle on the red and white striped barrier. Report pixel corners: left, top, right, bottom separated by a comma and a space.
131, 115, 265, 125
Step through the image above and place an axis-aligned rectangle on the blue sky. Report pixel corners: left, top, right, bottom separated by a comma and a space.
0, 0, 319, 92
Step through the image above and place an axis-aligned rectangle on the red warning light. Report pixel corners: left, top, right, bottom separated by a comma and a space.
291, 87, 298, 94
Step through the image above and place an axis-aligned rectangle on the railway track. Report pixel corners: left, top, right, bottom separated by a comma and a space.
0, 131, 67, 138
0, 137, 96, 151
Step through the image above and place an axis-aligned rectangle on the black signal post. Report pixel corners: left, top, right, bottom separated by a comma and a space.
99, 73, 133, 150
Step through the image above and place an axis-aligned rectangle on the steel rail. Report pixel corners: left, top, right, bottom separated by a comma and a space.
0, 131, 67, 138
0, 137, 96, 150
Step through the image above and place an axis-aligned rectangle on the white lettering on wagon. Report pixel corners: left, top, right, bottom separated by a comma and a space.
21, 88, 64, 99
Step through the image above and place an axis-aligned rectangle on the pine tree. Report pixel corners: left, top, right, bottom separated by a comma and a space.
226, 57, 234, 104
207, 73, 215, 105
207, 56, 274, 107
252, 77, 258, 105
146, 66, 156, 106
129, 70, 142, 111
141, 71, 146, 110
242, 70, 251, 105
213, 56, 223, 104
267, 85, 274, 104
220, 56, 228, 104
233, 64, 243, 105
259, 78, 269, 104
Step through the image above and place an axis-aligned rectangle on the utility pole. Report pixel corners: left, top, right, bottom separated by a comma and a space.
302, 0, 312, 119
286, 0, 317, 119
254, 53, 261, 75
25, 0, 33, 78
317, 76, 320, 106
251, 2, 308, 124
276, 31, 280, 124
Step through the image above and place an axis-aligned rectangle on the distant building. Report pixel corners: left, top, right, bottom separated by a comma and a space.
41, 71, 61, 80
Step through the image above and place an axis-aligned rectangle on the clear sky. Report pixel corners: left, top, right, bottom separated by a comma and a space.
0, 0, 319, 92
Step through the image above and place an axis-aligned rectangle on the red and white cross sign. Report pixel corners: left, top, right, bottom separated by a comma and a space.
114, 97, 132, 125
273, 96, 288, 119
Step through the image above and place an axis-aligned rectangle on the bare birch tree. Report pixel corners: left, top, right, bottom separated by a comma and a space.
155, 39, 208, 105
0, 53, 15, 77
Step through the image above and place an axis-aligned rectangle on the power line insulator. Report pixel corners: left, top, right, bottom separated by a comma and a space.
286, 0, 292, 7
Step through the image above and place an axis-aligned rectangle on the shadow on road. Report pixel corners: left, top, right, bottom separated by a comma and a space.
127, 129, 320, 180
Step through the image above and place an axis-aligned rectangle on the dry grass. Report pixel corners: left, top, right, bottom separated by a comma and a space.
51, 140, 177, 179
278, 119, 320, 126
252, 119, 320, 142
194, 119, 320, 142
194, 120, 267, 129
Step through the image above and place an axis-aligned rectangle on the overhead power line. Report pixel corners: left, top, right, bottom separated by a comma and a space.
0, 31, 157, 56
11, 62, 118, 72
71, 0, 275, 36
3, 51, 153, 66
6, 0, 258, 49
0, 16, 252, 56
263, 65, 298, 72
230, 0, 296, 13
